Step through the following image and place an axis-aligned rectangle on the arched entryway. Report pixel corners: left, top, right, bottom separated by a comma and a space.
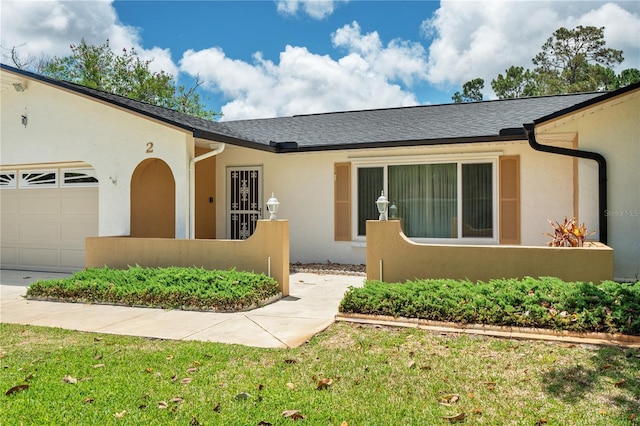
130, 158, 175, 238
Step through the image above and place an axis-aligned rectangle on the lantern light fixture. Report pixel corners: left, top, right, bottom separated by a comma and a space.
266, 193, 280, 220
375, 191, 389, 221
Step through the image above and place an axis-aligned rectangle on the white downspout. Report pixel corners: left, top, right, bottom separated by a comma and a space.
189, 142, 225, 239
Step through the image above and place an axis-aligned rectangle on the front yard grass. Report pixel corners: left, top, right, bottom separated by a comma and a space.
339, 277, 640, 335
25, 266, 280, 312
1, 322, 638, 425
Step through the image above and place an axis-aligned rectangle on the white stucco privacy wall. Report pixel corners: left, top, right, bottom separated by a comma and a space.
1, 72, 193, 239
536, 91, 640, 281
215, 141, 575, 266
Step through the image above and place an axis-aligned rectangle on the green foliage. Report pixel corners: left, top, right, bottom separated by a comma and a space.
460, 25, 640, 101
340, 277, 640, 335
452, 77, 484, 103
532, 25, 623, 93
40, 39, 217, 120
26, 266, 280, 311
2, 323, 639, 424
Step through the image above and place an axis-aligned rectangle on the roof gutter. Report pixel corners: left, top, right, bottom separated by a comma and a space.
522, 123, 607, 244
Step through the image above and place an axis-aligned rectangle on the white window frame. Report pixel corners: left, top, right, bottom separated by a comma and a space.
0, 171, 17, 189
60, 168, 99, 187
18, 169, 58, 189
352, 153, 499, 244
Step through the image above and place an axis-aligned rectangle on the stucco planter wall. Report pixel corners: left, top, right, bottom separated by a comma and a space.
86, 220, 290, 295
366, 220, 613, 283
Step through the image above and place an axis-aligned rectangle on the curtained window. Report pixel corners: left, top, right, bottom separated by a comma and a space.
356, 161, 494, 239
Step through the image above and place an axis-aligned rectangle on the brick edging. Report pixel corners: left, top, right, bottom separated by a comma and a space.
335, 313, 640, 348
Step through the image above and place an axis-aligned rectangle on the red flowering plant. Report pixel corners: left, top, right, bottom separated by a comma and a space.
546, 217, 596, 247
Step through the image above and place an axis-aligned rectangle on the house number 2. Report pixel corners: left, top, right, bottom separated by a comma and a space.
146, 142, 154, 153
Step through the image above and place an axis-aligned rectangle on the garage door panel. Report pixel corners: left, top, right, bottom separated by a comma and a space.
0, 177, 98, 272
0, 216, 19, 241
18, 248, 60, 268
61, 250, 86, 267
0, 247, 18, 265
61, 221, 97, 248
61, 189, 99, 215
1, 191, 19, 214
19, 192, 61, 215
19, 221, 61, 243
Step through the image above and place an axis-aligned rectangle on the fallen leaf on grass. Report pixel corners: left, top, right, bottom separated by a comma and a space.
472, 409, 482, 415
282, 409, 305, 420
341, 422, 348, 426
614, 379, 626, 387
258, 384, 265, 391
535, 418, 548, 425
62, 375, 77, 384
145, 368, 153, 374
284, 359, 297, 364
166, 355, 174, 361
93, 354, 103, 360
630, 413, 636, 421
158, 401, 168, 409
235, 392, 252, 400
442, 412, 465, 422
190, 416, 201, 426
600, 364, 612, 370
180, 377, 192, 384
316, 378, 333, 390
170, 397, 184, 403
407, 360, 416, 369
258, 421, 272, 426
82, 397, 95, 404
114, 410, 126, 418
92, 363, 105, 369
193, 361, 201, 367
186, 367, 197, 373
213, 402, 221, 412
286, 382, 295, 390
439, 394, 460, 405
6, 384, 29, 396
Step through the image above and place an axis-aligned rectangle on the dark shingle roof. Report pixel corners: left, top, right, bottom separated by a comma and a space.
2, 63, 624, 153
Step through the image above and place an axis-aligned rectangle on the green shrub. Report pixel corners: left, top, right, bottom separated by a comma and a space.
339, 277, 640, 335
26, 266, 280, 311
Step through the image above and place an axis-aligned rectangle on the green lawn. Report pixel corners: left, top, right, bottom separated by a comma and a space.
1, 322, 638, 425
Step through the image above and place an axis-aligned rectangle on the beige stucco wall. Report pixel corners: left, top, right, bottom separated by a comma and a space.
366, 220, 613, 283
85, 220, 290, 295
1, 70, 193, 239
214, 141, 575, 266
536, 90, 640, 280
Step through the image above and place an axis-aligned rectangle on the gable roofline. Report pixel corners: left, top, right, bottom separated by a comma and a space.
533, 81, 640, 125
0, 63, 271, 151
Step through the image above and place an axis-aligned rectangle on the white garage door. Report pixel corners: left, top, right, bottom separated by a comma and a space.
0, 168, 98, 272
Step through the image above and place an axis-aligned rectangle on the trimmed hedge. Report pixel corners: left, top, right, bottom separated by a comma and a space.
26, 266, 280, 311
339, 277, 640, 335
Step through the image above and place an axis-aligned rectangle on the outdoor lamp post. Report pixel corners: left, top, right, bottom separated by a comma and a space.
266, 193, 280, 220
389, 203, 398, 219
375, 191, 389, 221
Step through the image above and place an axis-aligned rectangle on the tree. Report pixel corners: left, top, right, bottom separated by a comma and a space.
452, 78, 484, 103
531, 25, 624, 94
491, 66, 541, 99
40, 39, 216, 120
458, 25, 639, 102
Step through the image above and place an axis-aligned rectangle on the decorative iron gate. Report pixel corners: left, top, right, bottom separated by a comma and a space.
227, 166, 262, 239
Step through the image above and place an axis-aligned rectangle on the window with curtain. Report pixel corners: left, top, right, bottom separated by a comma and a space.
356, 161, 494, 239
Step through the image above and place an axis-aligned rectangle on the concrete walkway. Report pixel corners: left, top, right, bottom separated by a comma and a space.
0, 269, 364, 348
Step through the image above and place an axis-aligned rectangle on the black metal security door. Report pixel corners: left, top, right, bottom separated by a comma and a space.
227, 166, 262, 239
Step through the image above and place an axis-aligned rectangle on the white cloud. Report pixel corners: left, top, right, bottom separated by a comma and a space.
276, 0, 348, 19
180, 39, 420, 120
0, 0, 178, 76
422, 1, 640, 97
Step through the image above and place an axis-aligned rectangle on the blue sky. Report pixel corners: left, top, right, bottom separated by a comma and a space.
2, 1, 639, 120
